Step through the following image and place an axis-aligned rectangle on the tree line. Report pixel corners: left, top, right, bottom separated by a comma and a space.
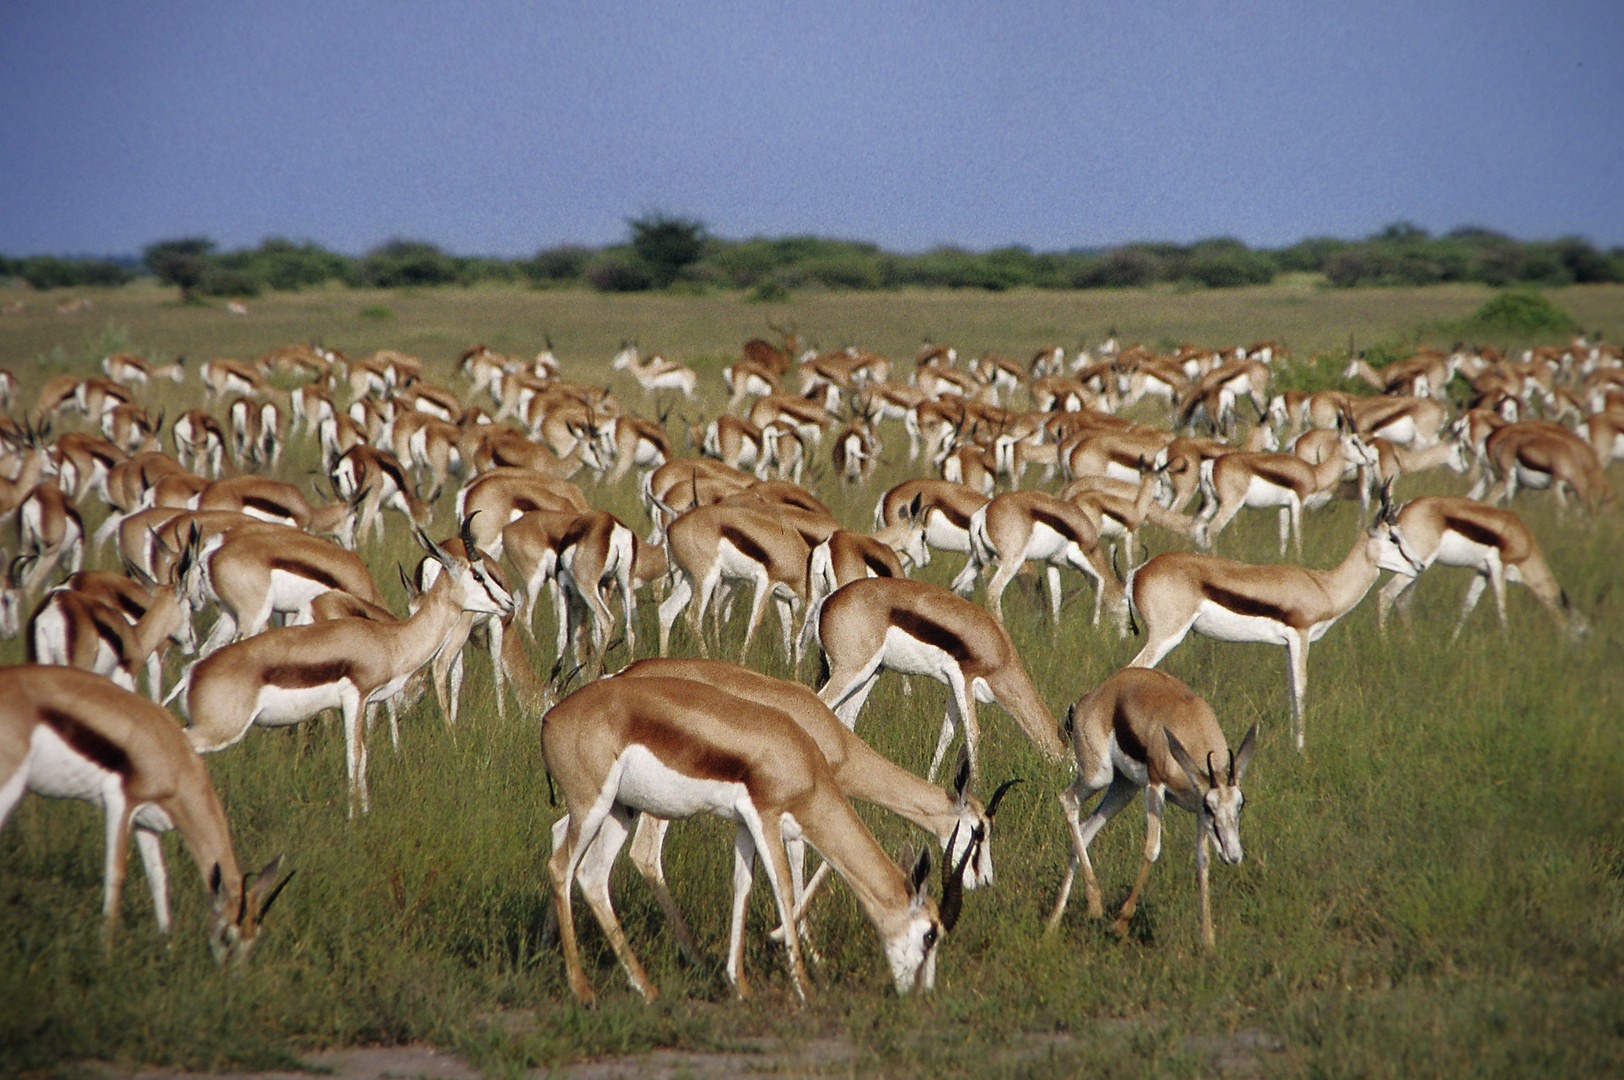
4, 216, 1621, 299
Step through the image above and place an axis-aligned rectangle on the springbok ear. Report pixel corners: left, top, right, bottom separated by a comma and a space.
1164, 728, 1207, 792
412, 524, 456, 569
1232, 723, 1260, 783
910, 846, 933, 896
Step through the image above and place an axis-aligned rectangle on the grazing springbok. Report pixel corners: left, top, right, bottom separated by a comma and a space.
657, 502, 811, 660
950, 489, 1129, 633
612, 658, 1012, 959
0, 665, 289, 958
1375, 495, 1585, 642
816, 577, 1069, 782
1047, 667, 1257, 949
542, 675, 965, 1003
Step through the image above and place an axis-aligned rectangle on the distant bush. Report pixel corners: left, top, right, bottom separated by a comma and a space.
522, 245, 591, 286
584, 249, 654, 292
352, 240, 462, 288
17, 256, 134, 290
359, 305, 394, 320
1461, 290, 1577, 337
627, 213, 706, 289
1181, 239, 1276, 288
7, 223, 1619, 299
143, 237, 216, 301
1073, 247, 1162, 288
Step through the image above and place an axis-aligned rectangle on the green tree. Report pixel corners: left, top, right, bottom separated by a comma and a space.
142, 237, 216, 301
627, 213, 706, 288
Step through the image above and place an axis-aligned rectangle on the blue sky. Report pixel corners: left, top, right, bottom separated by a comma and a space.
2, 0, 1620, 258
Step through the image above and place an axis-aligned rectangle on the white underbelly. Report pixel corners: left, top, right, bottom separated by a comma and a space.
1434, 532, 1495, 569
269, 569, 336, 610
1243, 477, 1296, 507
1107, 731, 1149, 787
1372, 417, 1418, 445
254, 682, 348, 725
1514, 462, 1553, 489
924, 516, 972, 553
26, 725, 117, 803
881, 624, 962, 679
614, 745, 751, 821
1191, 600, 1295, 645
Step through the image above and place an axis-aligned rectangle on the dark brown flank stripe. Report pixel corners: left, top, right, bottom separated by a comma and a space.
376, 455, 410, 490
892, 608, 976, 665
1200, 582, 1304, 627
102, 590, 150, 622
932, 501, 972, 529
1107, 449, 1145, 469
623, 714, 751, 785
720, 525, 771, 566
862, 550, 897, 577
241, 495, 296, 520
41, 707, 131, 776
1111, 701, 1147, 763
557, 514, 597, 551
1249, 462, 1305, 490
89, 605, 133, 663
1443, 515, 1504, 549
266, 558, 346, 592
1031, 508, 1081, 543
263, 660, 355, 689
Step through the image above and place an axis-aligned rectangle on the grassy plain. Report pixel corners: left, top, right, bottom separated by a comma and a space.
1, 279, 1622, 1078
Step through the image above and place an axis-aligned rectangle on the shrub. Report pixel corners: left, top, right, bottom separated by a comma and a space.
353, 240, 461, 288
585, 250, 654, 292
1081, 247, 1161, 288
143, 237, 216, 301
1462, 290, 1577, 337
626, 213, 706, 289
196, 266, 261, 298
522, 245, 591, 286
1181, 240, 1276, 288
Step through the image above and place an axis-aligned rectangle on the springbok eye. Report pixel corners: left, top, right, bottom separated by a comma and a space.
923, 927, 938, 950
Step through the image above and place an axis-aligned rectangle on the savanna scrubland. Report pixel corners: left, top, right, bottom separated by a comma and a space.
2, 278, 1622, 1079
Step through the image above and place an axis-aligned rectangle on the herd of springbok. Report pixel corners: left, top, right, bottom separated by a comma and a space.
0, 323, 1613, 1002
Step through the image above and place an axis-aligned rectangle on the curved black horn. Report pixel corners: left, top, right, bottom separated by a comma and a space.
1206, 751, 1219, 790
1227, 748, 1237, 787
986, 778, 1023, 817
938, 823, 981, 934
460, 509, 480, 555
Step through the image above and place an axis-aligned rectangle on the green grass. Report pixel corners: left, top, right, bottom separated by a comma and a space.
1, 280, 1622, 1077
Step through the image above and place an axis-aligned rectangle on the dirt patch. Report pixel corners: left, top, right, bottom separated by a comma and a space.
84, 1027, 1285, 1080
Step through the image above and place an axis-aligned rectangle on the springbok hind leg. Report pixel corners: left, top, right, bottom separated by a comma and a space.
1285, 631, 1310, 751
574, 805, 657, 1001
1113, 783, 1165, 936
627, 814, 699, 963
